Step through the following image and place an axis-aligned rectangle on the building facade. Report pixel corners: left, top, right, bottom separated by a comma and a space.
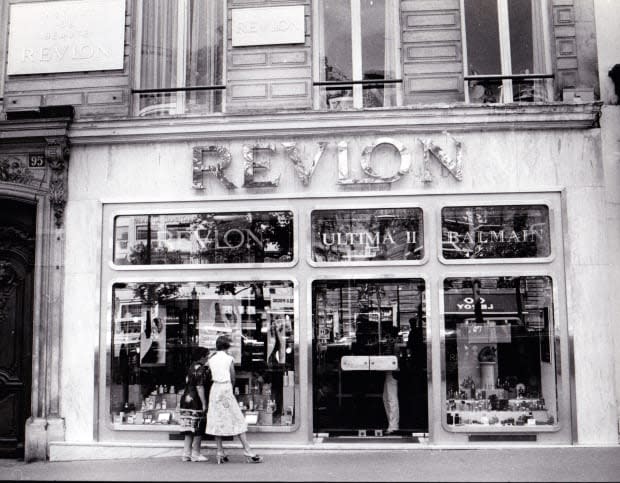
0, 0, 618, 462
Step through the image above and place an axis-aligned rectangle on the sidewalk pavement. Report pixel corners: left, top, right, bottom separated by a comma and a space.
1, 446, 619, 482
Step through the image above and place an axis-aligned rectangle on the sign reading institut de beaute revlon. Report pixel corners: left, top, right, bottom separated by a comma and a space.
192, 136, 463, 192
7, 0, 125, 75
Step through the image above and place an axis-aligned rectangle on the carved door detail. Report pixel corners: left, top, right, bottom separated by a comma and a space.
0, 200, 35, 458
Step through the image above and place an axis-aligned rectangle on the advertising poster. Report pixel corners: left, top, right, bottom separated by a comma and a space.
139, 312, 166, 366
198, 296, 242, 363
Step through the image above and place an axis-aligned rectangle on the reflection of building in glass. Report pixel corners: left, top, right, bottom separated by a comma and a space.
110, 281, 295, 429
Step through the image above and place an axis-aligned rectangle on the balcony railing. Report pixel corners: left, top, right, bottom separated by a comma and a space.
132, 86, 225, 117
464, 74, 554, 104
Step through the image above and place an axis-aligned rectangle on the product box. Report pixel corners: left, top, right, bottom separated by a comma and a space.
282, 371, 295, 409
258, 410, 273, 426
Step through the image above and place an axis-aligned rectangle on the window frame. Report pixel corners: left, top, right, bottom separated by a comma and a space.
437, 200, 557, 265
460, 0, 554, 103
307, 202, 429, 268
0, 1, 8, 103
109, 206, 299, 270
439, 271, 562, 433
312, 0, 404, 110
132, 0, 227, 116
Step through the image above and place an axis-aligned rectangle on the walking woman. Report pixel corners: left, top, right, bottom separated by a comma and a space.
206, 335, 263, 464
178, 346, 211, 462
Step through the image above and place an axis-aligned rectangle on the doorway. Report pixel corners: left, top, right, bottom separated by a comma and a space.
0, 198, 36, 458
312, 278, 428, 438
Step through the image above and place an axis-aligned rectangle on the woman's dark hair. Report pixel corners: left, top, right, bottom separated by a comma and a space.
216, 335, 231, 351
191, 346, 210, 362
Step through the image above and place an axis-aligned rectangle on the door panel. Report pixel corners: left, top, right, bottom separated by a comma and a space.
313, 278, 428, 436
0, 199, 36, 458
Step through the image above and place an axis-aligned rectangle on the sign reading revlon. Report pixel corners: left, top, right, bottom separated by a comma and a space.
192, 135, 463, 192
7, 0, 126, 75
232, 6, 305, 47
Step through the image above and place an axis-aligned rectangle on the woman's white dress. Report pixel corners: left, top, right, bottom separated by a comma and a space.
205, 351, 248, 436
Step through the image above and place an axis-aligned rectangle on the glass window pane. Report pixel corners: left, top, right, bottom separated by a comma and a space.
508, 0, 534, 75
441, 205, 551, 259
464, 0, 501, 75
320, 0, 352, 81
313, 279, 428, 433
114, 211, 294, 265
110, 281, 296, 428
186, 0, 224, 87
363, 83, 399, 108
140, 0, 179, 89
311, 208, 424, 262
361, 0, 386, 80
138, 0, 224, 116
443, 276, 558, 429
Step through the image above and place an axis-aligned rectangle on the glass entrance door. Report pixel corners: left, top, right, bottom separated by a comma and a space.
312, 278, 428, 437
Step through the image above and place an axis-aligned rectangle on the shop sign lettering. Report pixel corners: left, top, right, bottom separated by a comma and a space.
7, 0, 125, 75
456, 297, 494, 311
444, 294, 518, 314
445, 229, 544, 245
194, 228, 267, 250
321, 230, 417, 247
232, 6, 305, 47
192, 135, 463, 192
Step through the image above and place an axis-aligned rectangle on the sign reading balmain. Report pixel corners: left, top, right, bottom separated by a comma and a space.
441, 205, 551, 259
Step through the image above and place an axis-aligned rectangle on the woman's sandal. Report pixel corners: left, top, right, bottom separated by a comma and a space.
244, 453, 263, 464
215, 452, 229, 464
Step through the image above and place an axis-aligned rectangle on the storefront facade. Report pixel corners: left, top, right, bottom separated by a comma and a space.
0, 0, 618, 461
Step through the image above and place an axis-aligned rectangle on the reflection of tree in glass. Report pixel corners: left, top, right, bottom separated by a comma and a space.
134, 283, 180, 306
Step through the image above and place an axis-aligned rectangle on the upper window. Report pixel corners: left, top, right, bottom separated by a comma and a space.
315, 0, 402, 110
311, 207, 424, 264
441, 204, 551, 260
134, 0, 225, 116
113, 211, 294, 266
463, 0, 552, 103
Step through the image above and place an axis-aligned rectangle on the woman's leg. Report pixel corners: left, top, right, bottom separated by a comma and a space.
191, 434, 202, 456
214, 435, 224, 455
182, 434, 192, 461
237, 432, 263, 462
237, 432, 253, 453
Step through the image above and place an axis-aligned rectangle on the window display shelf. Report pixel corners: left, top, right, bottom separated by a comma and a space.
446, 409, 557, 432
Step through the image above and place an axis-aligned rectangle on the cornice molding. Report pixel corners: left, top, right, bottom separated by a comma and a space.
0, 118, 73, 144
68, 103, 602, 145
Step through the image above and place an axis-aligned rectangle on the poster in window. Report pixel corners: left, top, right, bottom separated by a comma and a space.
198, 297, 242, 364
140, 312, 166, 366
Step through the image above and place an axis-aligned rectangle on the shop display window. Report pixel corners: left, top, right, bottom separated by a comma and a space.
311, 208, 424, 263
441, 205, 550, 260
110, 280, 296, 429
113, 211, 294, 265
443, 276, 558, 430
312, 278, 428, 434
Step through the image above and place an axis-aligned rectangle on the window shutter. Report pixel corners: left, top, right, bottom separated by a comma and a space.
401, 0, 463, 104
551, 0, 578, 97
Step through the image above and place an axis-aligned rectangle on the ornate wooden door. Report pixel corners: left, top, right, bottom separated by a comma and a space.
0, 200, 36, 458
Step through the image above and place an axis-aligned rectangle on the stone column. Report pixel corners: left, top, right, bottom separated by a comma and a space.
24, 136, 70, 462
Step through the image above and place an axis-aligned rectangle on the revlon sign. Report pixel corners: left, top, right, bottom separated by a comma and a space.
192, 135, 463, 192
7, 0, 126, 75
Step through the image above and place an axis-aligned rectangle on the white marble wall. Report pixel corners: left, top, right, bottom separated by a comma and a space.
61, 123, 619, 446
61, 197, 101, 441
595, 0, 620, 439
